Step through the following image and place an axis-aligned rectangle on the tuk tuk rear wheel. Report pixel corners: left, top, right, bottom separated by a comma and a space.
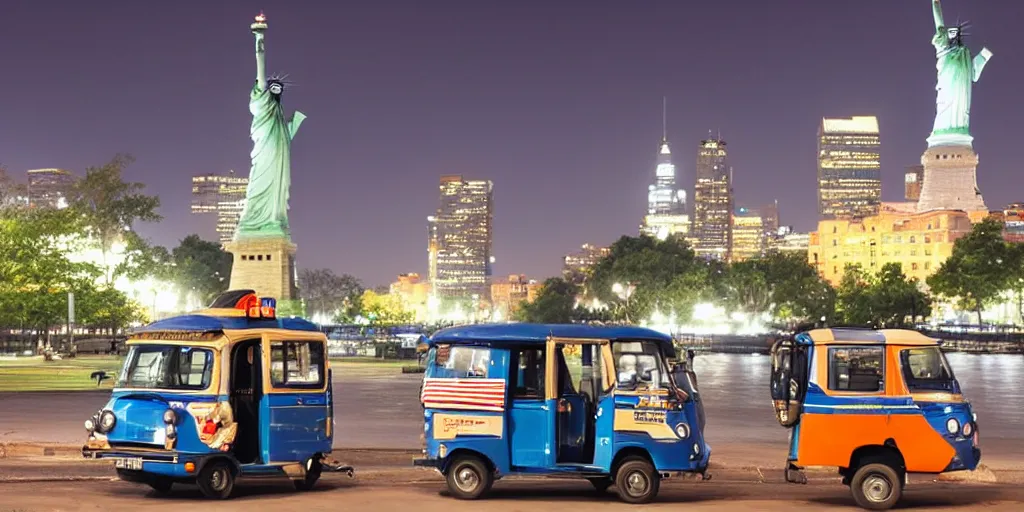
850, 463, 902, 510
445, 455, 492, 500
197, 461, 235, 500
614, 457, 660, 504
294, 457, 323, 491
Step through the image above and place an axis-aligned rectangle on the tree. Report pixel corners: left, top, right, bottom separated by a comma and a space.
836, 263, 932, 328
872, 263, 931, 327
587, 235, 706, 322
0, 208, 99, 338
71, 154, 161, 283
515, 278, 580, 323
298, 269, 364, 322
928, 219, 1010, 325
169, 235, 232, 307
359, 290, 414, 325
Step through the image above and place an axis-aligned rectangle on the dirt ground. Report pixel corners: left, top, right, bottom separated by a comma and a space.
0, 475, 1021, 511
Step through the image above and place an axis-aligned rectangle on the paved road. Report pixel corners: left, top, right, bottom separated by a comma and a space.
0, 475, 1020, 511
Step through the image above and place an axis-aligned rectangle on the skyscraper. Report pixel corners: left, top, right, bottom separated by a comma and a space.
26, 168, 76, 209
191, 171, 248, 244
731, 207, 767, 262
817, 116, 881, 219
693, 136, 733, 260
563, 243, 611, 284
428, 175, 494, 302
641, 101, 689, 241
905, 165, 925, 202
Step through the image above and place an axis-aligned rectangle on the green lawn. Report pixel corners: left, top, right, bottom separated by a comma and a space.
0, 355, 123, 392
0, 355, 413, 392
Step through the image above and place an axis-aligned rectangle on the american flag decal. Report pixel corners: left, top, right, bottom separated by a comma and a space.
421, 378, 506, 412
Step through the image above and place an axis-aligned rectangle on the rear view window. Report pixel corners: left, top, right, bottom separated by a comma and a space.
828, 346, 884, 392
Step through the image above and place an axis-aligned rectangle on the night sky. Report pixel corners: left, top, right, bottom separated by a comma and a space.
2, 1, 1023, 286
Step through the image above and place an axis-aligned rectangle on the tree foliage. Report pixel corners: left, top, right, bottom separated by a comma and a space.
836, 263, 930, 328
359, 290, 414, 325
515, 278, 581, 323
298, 268, 364, 322
927, 219, 1010, 324
170, 235, 233, 307
71, 154, 161, 283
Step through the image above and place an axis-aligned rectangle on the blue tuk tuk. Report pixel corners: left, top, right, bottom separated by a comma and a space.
81, 290, 352, 499
414, 324, 711, 504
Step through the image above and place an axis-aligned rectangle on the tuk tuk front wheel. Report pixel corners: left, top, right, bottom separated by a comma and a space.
294, 457, 323, 491
445, 455, 492, 500
614, 457, 660, 504
850, 463, 902, 510
197, 461, 235, 500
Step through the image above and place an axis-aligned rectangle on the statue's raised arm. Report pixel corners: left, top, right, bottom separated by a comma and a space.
251, 13, 268, 92
932, 0, 945, 30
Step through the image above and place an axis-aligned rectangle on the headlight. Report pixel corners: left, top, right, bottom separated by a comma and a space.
946, 418, 960, 435
674, 423, 690, 439
963, 422, 974, 437
163, 409, 177, 425
84, 418, 95, 432
98, 410, 117, 433
693, 442, 701, 454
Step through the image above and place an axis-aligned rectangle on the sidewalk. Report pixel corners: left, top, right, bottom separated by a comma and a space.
2, 441, 1021, 485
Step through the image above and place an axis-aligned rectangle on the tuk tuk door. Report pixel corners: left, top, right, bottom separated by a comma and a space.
508, 347, 553, 468
261, 335, 331, 463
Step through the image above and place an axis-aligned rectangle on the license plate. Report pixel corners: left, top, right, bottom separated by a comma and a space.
114, 457, 143, 470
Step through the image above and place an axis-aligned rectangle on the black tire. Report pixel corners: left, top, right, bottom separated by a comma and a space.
588, 477, 613, 493
294, 457, 323, 491
614, 457, 660, 504
196, 461, 235, 500
850, 463, 902, 510
445, 455, 492, 500
147, 477, 173, 494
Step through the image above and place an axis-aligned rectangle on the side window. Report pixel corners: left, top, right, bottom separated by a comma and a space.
512, 348, 545, 399
270, 341, 325, 388
828, 346, 884, 392
433, 345, 491, 378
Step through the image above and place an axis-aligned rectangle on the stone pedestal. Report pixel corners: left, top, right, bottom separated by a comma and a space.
224, 236, 297, 300
916, 145, 987, 213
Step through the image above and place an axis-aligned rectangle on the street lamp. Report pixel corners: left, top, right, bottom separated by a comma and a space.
612, 282, 636, 324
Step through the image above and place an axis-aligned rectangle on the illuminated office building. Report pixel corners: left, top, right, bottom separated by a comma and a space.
640, 122, 689, 240
731, 207, 768, 262
563, 243, 610, 284
693, 136, 733, 260
27, 168, 76, 209
427, 175, 494, 301
191, 171, 248, 244
905, 165, 924, 201
818, 116, 881, 219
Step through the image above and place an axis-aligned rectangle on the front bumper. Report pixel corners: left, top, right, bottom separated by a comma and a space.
83, 446, 232, 479
413, 457, 442, 469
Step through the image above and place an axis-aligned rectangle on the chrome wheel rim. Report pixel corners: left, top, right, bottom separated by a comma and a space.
210, 468, 228, 492
454, 466, 480, 493
863, 475, 892, 503
625, 470, 649, 496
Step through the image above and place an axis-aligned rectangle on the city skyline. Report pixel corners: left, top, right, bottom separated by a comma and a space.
1, 1, 1022, 286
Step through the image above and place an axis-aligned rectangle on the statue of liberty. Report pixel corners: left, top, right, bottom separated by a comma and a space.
928, 0, 992, 147
234, 13, 306, 240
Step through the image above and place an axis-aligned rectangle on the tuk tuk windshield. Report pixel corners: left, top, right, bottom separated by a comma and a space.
117, 344, 214, 390
900, 346, 957, 393
613, 340, 670, 389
